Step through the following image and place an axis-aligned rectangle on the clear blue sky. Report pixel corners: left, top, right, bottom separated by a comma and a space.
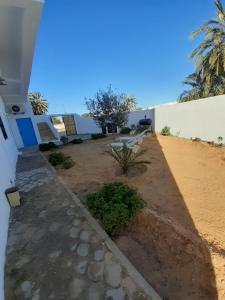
29, 0, 216, 114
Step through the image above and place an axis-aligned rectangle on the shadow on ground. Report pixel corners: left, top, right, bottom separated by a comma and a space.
116, 135, 218, 300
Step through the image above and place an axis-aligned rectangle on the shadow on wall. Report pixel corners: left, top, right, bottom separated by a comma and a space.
117, 135, 217, 300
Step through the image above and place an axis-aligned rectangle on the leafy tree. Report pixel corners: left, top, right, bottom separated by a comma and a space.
29, 92, 48, 115
179, 0, 225, 102
85, 86, 135, 130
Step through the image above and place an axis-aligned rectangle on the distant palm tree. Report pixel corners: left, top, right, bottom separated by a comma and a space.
122, 94, 137, 111
29, 92, 48, 115
179, 73, 205, 102
190, 0, 225, 88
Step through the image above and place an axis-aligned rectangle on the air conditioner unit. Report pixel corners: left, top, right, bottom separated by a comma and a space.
6, 104, 25, 115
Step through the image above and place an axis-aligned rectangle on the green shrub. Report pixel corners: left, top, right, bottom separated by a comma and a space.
63, 158, 75, 169
91, 133, 106, 140
60, 136, 69, 145
48, 152, 66, 166
120, 127, 131, 134
160, 126, 171, 136
135, 124, 149, 133
192, 137, 201, 142
39, 142, 58, 152
86, 182, 143, 237
107, 144, 150, 174
70, 138, 83, 144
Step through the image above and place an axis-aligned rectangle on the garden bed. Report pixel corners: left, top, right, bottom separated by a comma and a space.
52, 134, 225, 299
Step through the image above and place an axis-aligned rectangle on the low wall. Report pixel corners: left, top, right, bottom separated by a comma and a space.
154, 95, 225, 142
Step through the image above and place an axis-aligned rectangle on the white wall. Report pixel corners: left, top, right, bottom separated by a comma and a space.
127, 109, 154, 127
74, 114, 102, 134
0, 97, 18, 300
154, 95, 225, 142
7, 101, 43, 148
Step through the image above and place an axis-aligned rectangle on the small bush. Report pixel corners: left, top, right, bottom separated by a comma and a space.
86, 182, 143, 237
48, 152, 66, 166
60, 136, 69, 145
135, 124, 149, 133
91, 133, 106, 140
120, 127, 131, 134
63, 158, 75, 169
192, 137, 201, 142
160, 126, 171, 136
70, 138, 83, 144
39, 142, 58, 152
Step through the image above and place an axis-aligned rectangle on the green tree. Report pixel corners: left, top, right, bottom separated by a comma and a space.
85, 86, 135, 130
29, 92, 48, 115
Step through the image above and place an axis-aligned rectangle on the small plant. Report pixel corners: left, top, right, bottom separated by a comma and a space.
192, 137, 201, 142
63, 157, 75, 169
70, 138, 83, 144
86, 182, 143, 237
160, 126, 171, 136
60, 136, 69, 145
91, 133, 106, 140
107, 144, 150, 174
48, 152, 74, 169
39, 142, 58, 152
48, 152, 66, 166
217, 136, 223, 146
120, 127, 131, 134
135, 124, 149, 133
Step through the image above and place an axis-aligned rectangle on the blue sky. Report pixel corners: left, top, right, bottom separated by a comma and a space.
29, 0, 216, 114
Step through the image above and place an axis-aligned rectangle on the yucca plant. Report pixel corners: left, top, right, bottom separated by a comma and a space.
107, 144, 150, 174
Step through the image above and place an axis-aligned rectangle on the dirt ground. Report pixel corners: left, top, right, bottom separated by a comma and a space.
54, 134, 225, 299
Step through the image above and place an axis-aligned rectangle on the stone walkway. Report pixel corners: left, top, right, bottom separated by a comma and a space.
5, 148, 160, 300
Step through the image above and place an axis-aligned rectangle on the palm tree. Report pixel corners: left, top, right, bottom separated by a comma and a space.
107, 144, 150, 174
179, 73, 206, 102
28, 92, 48, 115
190, 0, 225, 88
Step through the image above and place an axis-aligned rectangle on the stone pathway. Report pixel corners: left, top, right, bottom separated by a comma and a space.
5, 149, 160, 300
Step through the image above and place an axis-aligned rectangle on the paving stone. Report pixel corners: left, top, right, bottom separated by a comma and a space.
32, 288, 40, 300
122, 277, 137, 296
21, 281, 32, 298
49, 222, 61, 232
105, 252, 122, 287
73, 219, 81, 227
94, 248, 105, 261
77, 243, 90, 257
76, 260, 88, 274
88, 261, 104, 282
80, 230, 92, 241
49, 250, 62, 260
67, 208, 75, 216
70, 227, 80, 238
88, 283, 104, 300
106, 287, 126, 300
15, 256, 30, 268
69, 278, 86, 299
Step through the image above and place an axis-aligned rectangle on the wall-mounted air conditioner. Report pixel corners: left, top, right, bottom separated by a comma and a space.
6, 104, 25, 115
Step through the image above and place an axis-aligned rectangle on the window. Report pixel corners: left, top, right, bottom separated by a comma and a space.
0, 116, 8, 140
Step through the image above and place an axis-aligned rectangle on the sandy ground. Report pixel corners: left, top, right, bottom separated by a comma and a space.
54, 134, 225, 299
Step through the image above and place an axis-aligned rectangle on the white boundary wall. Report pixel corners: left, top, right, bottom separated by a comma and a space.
74, 114, 102, 134
127, 109, 153, 127
0, 97, 18, 300
154, 95, 225, 142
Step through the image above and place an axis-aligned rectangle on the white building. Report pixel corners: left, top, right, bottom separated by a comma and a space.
0, 1, 44, 298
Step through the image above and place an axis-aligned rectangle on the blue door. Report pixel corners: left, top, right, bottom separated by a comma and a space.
16, 118, 38, 147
